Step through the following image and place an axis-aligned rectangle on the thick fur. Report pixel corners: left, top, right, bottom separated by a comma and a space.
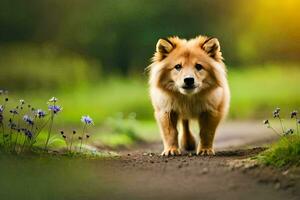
147, 35, 230, 156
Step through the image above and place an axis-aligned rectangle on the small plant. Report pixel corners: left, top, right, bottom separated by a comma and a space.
263, 107, 299, 137
59, 115, 94, 154
258, 107, 300, 167
0, 90, 95, 156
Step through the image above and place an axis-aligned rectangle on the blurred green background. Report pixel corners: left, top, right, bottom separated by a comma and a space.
0, 0, 299, 124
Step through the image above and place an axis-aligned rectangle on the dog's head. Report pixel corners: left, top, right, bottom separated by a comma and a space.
149, 36, 226, 96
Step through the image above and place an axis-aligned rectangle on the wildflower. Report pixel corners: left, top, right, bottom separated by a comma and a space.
48, 105, 62, 114
10, 109, 18, 115
81, 115, 93, 125
19, 99, 25, 105
291, 110, 298, 119
284, 128, 294, 136
35, 109, 46, 118
23, 115, 34, 125
0, 105, 4, 113
48, 97, 58, 103
24, 129, 33, 139
272, 107, 281, 118
263, 120, 269, 125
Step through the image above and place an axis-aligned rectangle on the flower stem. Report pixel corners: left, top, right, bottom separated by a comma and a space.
268, 125, 282, 137
29, 117, 50, 149
79, 124, 87, 152
296, 118, 299, 134
278, 117, 285, 134
1, 123, 4, 146
13, 131, 19, 152
69, 134, 74, 152
44, 113, 54, 151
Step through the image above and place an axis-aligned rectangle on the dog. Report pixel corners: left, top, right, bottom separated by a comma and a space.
147, 35, 230, 156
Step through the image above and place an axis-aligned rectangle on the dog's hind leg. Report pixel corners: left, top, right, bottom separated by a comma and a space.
180, 119, 196, 151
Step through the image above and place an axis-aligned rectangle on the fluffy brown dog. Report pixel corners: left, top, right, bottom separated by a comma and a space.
147, 35, 230, 156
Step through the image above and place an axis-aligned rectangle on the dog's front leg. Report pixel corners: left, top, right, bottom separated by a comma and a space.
197, 112, 222, 156
155, 110, 180, 156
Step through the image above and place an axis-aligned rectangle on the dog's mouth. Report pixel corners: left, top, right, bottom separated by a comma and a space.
179, 84, 199, 95
182, 85, 196, 90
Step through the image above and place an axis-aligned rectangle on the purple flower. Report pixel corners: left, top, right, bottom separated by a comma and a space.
23, 115, 34, 125
81, 115, 93, 125
23, 129, 33, 139
35, 109, 46, 118
48, 105, 62, 114
0, 105, 3, 113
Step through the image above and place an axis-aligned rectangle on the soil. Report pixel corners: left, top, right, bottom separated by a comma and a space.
93, 144, 299, 200
1, 121, 300, 200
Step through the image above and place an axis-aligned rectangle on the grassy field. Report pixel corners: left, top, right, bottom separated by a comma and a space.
6, 65, 299, 125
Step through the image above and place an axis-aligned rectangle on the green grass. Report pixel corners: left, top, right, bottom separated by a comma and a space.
229, 65, 300, 119
1, 64, 298, 152
9, 64, 299, 124
256, 134, 300, 167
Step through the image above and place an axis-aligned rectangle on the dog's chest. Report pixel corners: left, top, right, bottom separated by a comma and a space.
172, 96, 215, 119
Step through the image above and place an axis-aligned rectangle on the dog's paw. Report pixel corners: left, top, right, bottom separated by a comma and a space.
196, 146, 215, 156
161, 146, 181, 156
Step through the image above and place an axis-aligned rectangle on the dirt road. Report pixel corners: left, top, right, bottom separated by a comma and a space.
1, 121, 299, 200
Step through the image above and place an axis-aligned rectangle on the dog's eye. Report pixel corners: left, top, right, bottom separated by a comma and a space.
195, 63, 203, 71
174, 64, 182, 71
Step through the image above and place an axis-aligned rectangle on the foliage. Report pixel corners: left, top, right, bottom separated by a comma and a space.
257, 135, 300, 167
0, 0, 299, 74
0, 44, 99, 90
0, 92, 96, 156
10, 66, 300, 122
95, 112, 143, 148
257, 108, 300, 167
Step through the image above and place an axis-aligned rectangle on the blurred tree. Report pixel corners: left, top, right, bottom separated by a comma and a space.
0, 0, 299, 76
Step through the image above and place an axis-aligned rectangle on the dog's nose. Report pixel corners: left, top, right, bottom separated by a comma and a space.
184, 77, 194, 86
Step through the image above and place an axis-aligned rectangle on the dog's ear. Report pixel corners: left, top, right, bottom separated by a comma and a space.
201, 37, 223, 61
153, 38, 174, 61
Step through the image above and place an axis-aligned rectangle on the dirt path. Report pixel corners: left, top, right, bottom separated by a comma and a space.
100, 145, 298, 200
1, 121, 299, 200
